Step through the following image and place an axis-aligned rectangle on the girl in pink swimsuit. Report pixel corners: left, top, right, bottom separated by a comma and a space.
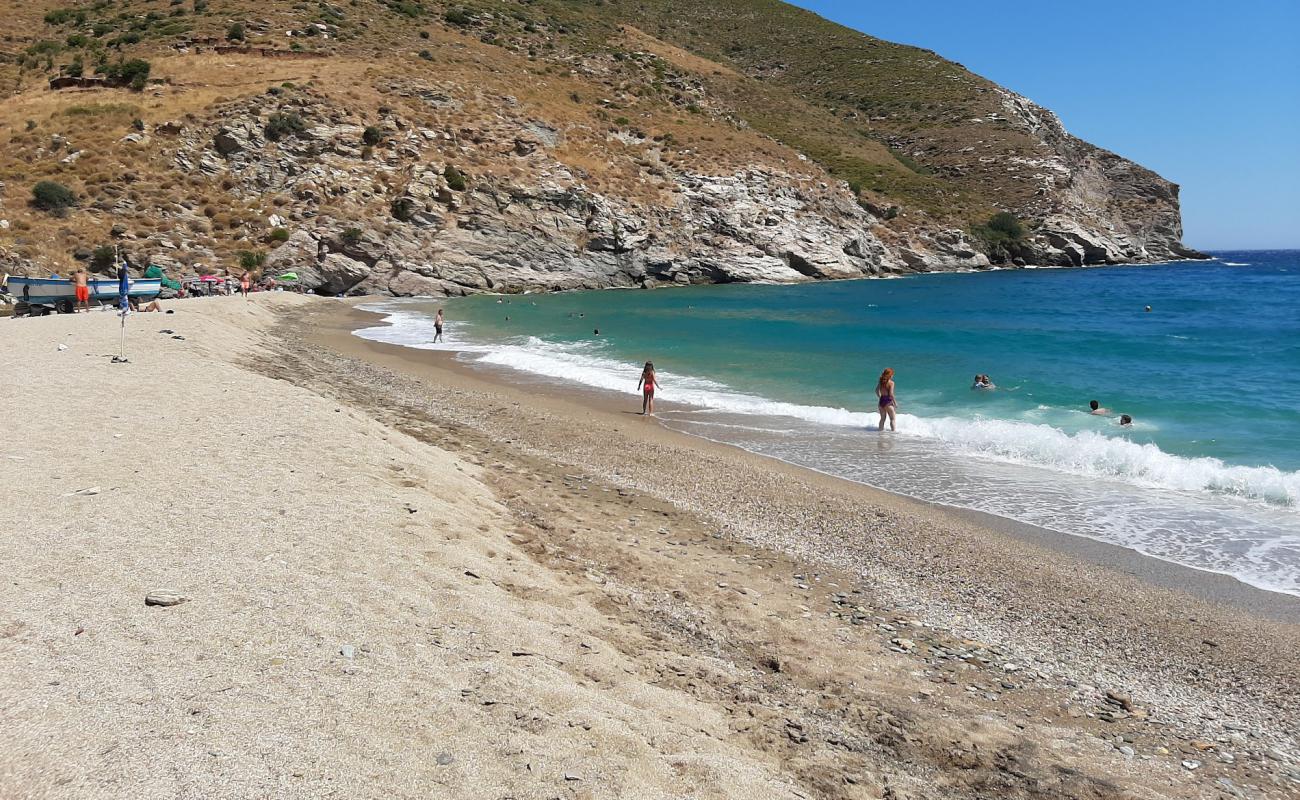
638, 361, 659, 416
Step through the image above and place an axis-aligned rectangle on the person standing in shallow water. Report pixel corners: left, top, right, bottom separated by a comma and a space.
876, 368, 897, 431
638, 361, 658, 416
433, 308, 444, 343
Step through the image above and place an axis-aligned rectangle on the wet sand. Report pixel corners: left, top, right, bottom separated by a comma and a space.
328, 302, 1300, 625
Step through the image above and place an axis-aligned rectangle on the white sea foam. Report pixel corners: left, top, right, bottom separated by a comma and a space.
1221, 261, 1251, 266
356, 305, 1300, 510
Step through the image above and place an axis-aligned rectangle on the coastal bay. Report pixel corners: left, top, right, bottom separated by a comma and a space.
3, 294, 1298, 799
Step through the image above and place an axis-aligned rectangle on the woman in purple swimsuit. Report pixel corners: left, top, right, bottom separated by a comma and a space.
876, 368, 897, 431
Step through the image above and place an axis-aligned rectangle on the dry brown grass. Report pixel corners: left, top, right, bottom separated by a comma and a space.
0, 0, 875, 273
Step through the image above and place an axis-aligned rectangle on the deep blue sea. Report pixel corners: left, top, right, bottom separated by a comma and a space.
356, 252, 1300, 596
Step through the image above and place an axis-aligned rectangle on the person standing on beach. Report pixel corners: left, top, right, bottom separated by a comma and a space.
240, 269, 252, 300
72, 266, 90, 313
434, 308, 444, 343
638, 361, 658, 416
876, 368, 897, 432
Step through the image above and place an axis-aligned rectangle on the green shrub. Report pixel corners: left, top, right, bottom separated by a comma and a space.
362, 125, 384, 146
226, 23, 244, 41
269, 227, 290, 243
387, 1, 424, 18
44, 9, 77, 25
62, 58, 84, 78
66, 33, 90, 48
419, 30, 430, 39
985, 211, 1025, 239
342, 227, 363, 245
418, 49, 433, 61
92, 23, 111, 37
98, 58, 150, 90
132, 117, 144, 131
238, 250, 266, 270
91, 245, 116, 271
971, 211, 1028, 261
27, 40, 63, 57
390, 197, 415, 222
443, 164, 466, 191
32, 180, 76, 212
444, 9, 472, 26
263, 111, 306, 141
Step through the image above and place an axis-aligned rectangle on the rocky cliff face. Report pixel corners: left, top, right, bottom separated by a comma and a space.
167, 86, 989, 297
989, 89, 1204, 266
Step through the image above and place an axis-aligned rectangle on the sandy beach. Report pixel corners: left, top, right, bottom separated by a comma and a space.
3, 294, 1298, 800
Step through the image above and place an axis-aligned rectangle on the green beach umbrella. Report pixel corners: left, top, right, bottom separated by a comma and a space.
277, 272, 299, 281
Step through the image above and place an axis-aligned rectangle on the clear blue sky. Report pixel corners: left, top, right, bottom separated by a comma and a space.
789, 0, 1300, 250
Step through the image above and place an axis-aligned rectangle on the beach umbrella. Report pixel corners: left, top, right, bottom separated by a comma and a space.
277, 272, 299, 282
117, 263, 130, 310
112, 255, 130, 363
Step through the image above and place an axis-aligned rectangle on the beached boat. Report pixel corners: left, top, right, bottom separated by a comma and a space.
5, 276, 162, 308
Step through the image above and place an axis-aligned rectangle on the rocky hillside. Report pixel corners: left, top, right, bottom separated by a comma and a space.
0, 0, 1204, 296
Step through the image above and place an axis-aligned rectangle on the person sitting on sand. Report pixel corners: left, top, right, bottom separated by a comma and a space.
129, 297, 164, 313
1089, 400, 1110, 416
637, 361, 659, 416
73, 267, 90, 313
434, 308, 444, 343
876, 368, 897, 432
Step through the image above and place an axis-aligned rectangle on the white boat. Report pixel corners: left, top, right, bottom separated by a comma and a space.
4, 276, 162, 307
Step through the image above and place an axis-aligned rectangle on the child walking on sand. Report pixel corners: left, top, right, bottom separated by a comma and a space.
638, 361, 659, 416
876, 368, 897, 431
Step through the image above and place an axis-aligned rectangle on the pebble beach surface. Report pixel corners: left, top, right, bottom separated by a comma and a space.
3, 294, 1298, 799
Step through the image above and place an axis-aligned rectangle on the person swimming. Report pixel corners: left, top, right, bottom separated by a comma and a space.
972, 374, 995, 390
876, 368, 897, 432
1089, 400, 1111, 416
1119, 414, 1133, 426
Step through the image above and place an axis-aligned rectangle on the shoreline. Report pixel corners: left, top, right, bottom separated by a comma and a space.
343, 299, 1300, 620
7, 294, 1298, 798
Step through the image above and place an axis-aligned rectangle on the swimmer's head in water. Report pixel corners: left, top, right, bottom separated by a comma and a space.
1120, 414, 1133, 425
1090, 400, 1100, 410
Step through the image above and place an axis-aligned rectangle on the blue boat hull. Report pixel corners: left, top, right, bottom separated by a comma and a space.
6, 276, 162, 306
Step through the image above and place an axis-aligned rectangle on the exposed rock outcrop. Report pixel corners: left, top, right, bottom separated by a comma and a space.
174, 89, 997, 297
153, 78, 1198, 297
991, 89, 1206, 266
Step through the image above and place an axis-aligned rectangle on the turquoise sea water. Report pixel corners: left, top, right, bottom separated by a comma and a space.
357, 252, 1300, 595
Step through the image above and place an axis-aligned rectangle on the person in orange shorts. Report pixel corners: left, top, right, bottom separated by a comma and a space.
73, 267, 90, 312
